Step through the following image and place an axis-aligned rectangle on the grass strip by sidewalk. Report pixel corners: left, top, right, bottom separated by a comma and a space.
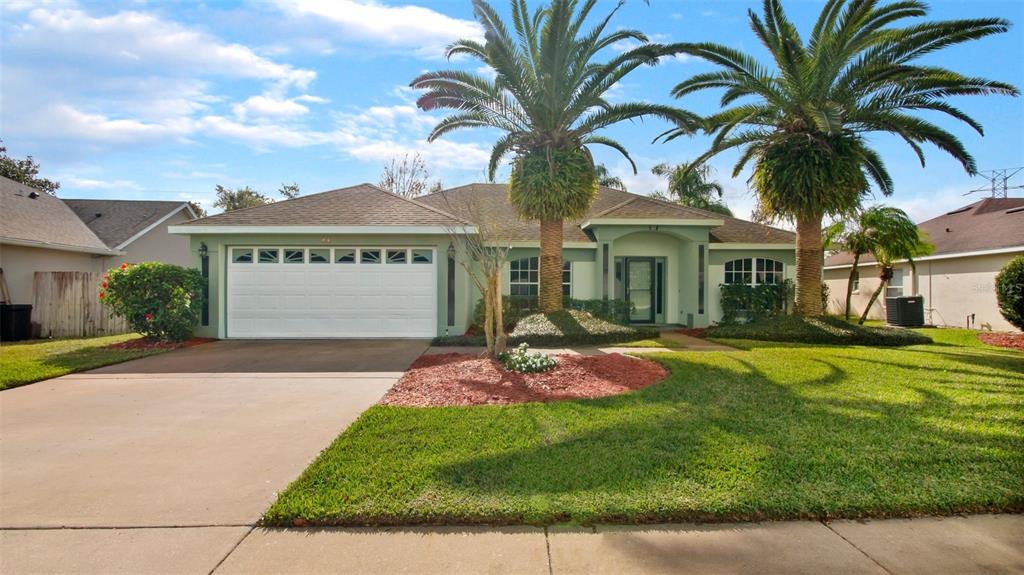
265, 328, 1023, 526
1, 334, 168, 390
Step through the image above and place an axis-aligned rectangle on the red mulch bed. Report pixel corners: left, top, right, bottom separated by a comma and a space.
381, 352, 669, 407
105, 337, 217, 351
978, 332, 1024, 351
674, 328, 708, 338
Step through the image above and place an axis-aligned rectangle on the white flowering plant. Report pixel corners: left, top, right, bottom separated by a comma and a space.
499, 343, 558, 373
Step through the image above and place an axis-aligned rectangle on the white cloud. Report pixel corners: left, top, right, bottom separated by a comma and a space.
59, 175, 143, 191
232, 95, 322, 120
35, 105, 196, 143
1, 3, 319, 151
13, 6, 315, 87
274, 0, 483, 59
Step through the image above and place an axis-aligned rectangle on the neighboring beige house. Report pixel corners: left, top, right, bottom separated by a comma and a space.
64, 199, 197, 267
0, 176, 197, 335
824, 197, 1024, 331
0, 177, 118, 307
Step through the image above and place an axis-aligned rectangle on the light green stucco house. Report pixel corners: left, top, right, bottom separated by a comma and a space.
170, 183, 795, 339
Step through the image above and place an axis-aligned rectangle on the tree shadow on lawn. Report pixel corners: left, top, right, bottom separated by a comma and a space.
432, 352, 1024, 520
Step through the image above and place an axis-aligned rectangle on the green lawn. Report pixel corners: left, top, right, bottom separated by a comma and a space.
265, 328, 1023, 526
0, 334, 168, 390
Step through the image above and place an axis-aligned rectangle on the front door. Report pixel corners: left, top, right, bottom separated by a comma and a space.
625, 258, 655, 324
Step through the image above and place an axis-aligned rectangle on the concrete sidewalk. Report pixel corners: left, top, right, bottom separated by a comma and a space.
2, 514, 1021, 574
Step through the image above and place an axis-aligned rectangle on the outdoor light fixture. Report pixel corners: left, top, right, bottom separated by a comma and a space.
447, 243, 455, 258
198, 243, 208, 258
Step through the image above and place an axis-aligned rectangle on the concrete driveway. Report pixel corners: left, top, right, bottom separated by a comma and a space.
0, 340, 427, 572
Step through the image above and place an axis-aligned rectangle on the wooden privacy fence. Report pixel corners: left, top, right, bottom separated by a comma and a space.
33, 272, 130, 338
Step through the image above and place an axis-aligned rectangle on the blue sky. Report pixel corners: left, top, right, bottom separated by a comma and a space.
2, 0, 1021, 222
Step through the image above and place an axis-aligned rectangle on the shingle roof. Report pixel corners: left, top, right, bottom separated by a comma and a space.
64, 199, 192, 248
0, 176, 114, 254
181, 183, 468, 227
825, 197, 1024, 267
417, 183, 796, 245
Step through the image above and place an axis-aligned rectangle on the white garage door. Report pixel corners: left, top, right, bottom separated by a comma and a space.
226, 246, 437, 338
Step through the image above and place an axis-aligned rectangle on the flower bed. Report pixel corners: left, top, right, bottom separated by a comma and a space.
978, 332, 1024, 351
381, 352, 668, 407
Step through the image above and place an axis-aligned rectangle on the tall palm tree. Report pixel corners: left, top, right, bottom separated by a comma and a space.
651, 161, 732, 215
595, 163, 626, 190
824, 205, 923, 320
659, 0, 1017, 316
412, 0, 699, 312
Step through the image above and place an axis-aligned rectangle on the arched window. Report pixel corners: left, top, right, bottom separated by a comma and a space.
724, 258, 784, 286
510, 257, 571, 296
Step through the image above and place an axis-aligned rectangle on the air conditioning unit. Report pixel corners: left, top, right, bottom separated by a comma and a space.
885, 296, 925, 327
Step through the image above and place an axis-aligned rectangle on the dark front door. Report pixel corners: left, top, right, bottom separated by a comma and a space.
625, 258, 655, 324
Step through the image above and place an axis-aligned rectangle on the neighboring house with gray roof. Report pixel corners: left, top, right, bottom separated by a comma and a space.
170, 182, 795, 339
824, 197, 1024, 331
0, 176, 196, 331
64, 198, 197, 268
1, 176, 118, 311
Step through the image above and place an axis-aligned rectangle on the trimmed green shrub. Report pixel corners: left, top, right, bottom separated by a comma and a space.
499, 343, 557, 373
508, 310, 657, 347
100, 262, 205, 342
719, 280, 794, 325
472, 296, 632, 329
434, 309, 657, 347
709, 315, 932, 346
995, 255, 1024, 330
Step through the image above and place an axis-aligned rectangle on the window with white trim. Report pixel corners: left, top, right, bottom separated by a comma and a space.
509, 257, 571, 296
724, 258, 785, 286
886, 268, 904, 298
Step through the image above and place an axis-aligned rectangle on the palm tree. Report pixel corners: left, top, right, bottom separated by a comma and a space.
595, 163, 626, 190
824, 205, 923, 320
412, 0, 699, 312
855, 223, 933, 325
659, 0, 1017, 316
651, 161, 732, 215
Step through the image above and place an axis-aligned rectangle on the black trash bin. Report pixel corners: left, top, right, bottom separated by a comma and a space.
0, 304, 33, 341
885, 296, 924, 327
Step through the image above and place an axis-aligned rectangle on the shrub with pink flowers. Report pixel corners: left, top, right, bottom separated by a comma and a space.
100, 262, 205, 342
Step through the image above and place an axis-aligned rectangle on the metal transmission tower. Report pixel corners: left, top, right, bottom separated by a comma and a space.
963, 167, 1024, 198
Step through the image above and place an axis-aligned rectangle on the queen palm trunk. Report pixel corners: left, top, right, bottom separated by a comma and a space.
539, 218, 564, 312
859, 266, 894, 325
845, 253, 862, 320
794, 214, 824, 316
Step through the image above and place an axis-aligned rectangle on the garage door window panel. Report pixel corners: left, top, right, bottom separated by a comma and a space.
360, 249, 381, 264
309, 249, 330, 263
284, 249, 305, 264
387, 249, 408, 264
231, 248, 253, 263
258, 248, 280, 264
335, 249, 356, 264
412, 249, 433, 264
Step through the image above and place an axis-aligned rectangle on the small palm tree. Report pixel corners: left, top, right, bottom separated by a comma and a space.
412, 0, 698, 312
660, 0, 1017, 316
595, 163, 626, 190
824, 205, 923, 320
855, 224, 933, 325
651, 161, 732, 215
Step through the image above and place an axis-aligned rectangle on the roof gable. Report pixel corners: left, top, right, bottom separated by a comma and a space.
418, 183, 795, 245
182, 183, 467, 227
0, 177, 112, 253
64, 199, 191, 248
